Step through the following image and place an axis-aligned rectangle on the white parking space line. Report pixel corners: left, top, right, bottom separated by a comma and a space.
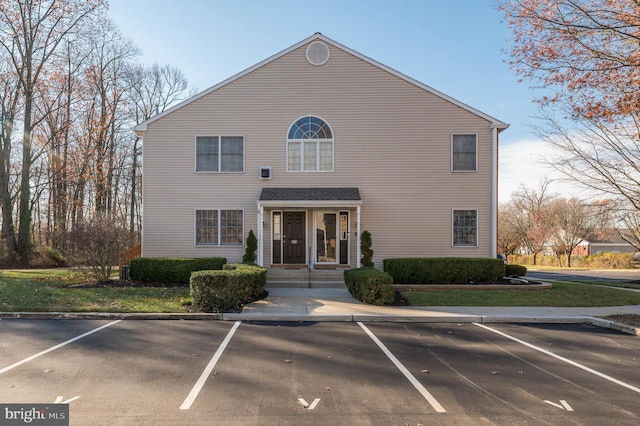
180, 321, 241, 410
0, 320, 122, 376
357, 322, 446, 413
473, 323, 640, 394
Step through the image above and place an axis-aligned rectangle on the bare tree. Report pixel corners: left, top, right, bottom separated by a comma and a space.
0, 55, 20, 259
511, 179, 557, 265
80, 18, 138, 217
609, 203, 640, 252
70, 214, 130, 282
0, 2, 193, 265
547, 197, 609, 267
497, 202, 522, 260
535, 107, 640, 250
0, 0, 106, 263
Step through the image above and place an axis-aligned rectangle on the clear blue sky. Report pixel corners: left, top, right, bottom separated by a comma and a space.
107, 0, 581, 201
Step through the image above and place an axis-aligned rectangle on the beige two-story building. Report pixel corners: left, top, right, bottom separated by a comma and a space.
134, 33, 508, 269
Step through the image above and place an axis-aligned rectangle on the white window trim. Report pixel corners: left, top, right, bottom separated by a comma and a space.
286, 115, 335, 172
451, 133, 478, 172
194, 208, 245, 246
194, 135, 245, 173
451, 208, 478, 247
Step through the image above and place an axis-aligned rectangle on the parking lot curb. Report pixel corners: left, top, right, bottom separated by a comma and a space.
586, 316, 640, 336
478, 316, 587, 324
0, 312, 223, 320
1, 312, 639, 336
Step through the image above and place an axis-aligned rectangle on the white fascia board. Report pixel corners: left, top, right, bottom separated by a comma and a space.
257, 199, 363, 209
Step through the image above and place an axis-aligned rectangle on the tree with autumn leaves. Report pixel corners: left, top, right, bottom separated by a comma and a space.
0, 1, 193, 265
500, 0, 640, 251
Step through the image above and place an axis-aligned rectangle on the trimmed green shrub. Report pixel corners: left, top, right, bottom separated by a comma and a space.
190, 263, 267, 312
505, 264, 527, 277
383, 258, 505, 284
129, 257, 227, 284
223, 262, 267, 297
344, 267, 394, 305
242, 230, 258, 263
360, 230, 374, 268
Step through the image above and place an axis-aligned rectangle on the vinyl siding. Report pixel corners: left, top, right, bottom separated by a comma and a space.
142, 40, 497, 265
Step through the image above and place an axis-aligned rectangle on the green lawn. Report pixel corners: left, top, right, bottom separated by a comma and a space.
2, 269, 640, 313
401, 281, 640, 307
566, 280, 640, 290
0, 269, 191, 313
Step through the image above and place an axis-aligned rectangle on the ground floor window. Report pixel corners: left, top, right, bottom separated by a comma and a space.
452, 209, 477, 246
195, 209, 243, 245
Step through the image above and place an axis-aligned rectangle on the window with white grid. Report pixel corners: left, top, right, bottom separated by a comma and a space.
287, 116, 333, 172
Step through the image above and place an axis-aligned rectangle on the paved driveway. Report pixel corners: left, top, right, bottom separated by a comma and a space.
527, 269, 639, 283
1, 320, 639, 425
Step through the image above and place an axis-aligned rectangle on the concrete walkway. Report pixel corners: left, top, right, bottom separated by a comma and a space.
3, 287, 640, 335
222, 288, 640, 333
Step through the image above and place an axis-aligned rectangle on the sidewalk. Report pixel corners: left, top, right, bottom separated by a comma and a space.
3, 287, 640, 335
221, 288, 640, 336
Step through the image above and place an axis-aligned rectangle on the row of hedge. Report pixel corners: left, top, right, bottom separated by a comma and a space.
127, 256, 526, 309
383, 257, 506, 284
126, 257, 265, 312
190, 263, 267, 313
128, 257, 227, 284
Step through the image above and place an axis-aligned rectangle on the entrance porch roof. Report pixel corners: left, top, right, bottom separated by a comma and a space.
257, 187, 362, 208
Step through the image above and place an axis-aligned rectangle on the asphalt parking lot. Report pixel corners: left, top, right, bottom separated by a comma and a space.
1, 319, 640, 425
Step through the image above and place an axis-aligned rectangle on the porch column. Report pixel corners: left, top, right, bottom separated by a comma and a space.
356, 206, 361, 268
257, 206, 264, 266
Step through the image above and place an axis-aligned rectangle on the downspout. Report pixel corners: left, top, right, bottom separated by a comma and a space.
491, 126, 498, 258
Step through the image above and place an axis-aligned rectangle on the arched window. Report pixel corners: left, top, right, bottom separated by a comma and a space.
287, 116, 333, 172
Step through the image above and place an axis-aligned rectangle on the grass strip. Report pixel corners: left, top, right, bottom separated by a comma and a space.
402, 281, 640, 307
0, 269, 190, 313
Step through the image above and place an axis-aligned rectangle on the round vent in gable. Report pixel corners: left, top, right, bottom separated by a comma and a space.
305, 41, 330, 66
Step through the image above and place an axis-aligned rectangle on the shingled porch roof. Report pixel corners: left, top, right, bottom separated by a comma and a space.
257, 188, 362, 207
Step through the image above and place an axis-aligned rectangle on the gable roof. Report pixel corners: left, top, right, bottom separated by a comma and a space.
134, 33, 509, 134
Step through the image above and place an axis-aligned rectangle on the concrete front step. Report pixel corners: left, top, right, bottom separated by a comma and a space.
267, 268, 346, 289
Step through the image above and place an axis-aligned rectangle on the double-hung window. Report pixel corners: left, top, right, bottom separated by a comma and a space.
195, 209, 243, 245
451, 134, 477, 171
452, 209, 477, 246
287, 116, 333, 172
196, 136, 244, 172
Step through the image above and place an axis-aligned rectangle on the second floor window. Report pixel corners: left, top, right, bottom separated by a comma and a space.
196, 136, 244, 172
287, 116, 333, 172
452, 134, 477, 172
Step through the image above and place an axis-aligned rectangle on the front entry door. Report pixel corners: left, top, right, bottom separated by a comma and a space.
283, 212, 306, 264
